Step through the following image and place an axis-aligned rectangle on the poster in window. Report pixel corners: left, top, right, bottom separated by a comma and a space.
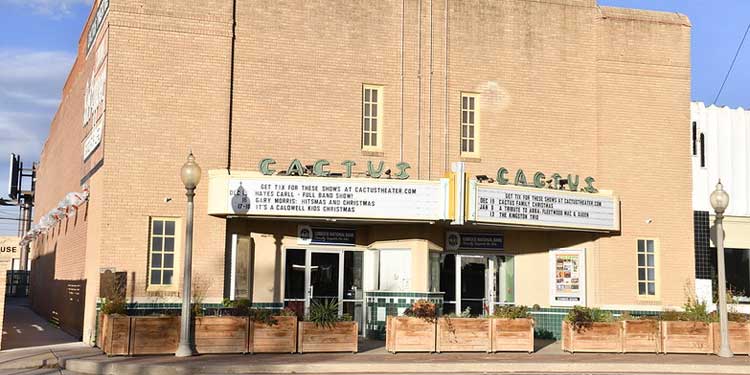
549, 249, 586, 307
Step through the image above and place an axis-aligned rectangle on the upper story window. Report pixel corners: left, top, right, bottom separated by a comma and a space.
691, 122, 697, 156
461, 93, 479, 157
149, 218, 177, 287
637, 239, 657, 297
362, 85, 383, 151
699, 133, 706, 168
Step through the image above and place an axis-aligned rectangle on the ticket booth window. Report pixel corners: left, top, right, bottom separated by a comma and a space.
378, 249, 411, 291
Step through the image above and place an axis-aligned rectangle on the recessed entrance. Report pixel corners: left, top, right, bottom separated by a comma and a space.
441, 253, 514, 315
284, 248, 364, 334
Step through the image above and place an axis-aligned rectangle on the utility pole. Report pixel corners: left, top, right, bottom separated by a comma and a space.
5, 154, 36, 296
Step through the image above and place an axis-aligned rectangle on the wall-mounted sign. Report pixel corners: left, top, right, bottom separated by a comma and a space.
83, 118, 104, 161
0, 237, 20, 261
83, 66, 106, 127
297, 225, 356, 246
467, 181, 619, 232
494, 167, 598, 193
446, 231, 504, 251
86, 0, 109, 53
549, 249, 586, 307
259, 158, 411, 179
214, 175, 449, 222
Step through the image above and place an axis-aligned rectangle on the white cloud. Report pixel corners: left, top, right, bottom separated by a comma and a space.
1, 0, 93, 18
0, 50, 75, 235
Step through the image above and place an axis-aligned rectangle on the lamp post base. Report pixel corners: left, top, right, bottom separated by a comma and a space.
717, 345, 734, 358
175, 343, 194, 357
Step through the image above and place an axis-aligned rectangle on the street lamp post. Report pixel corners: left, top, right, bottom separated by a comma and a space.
175, 152, 201, 357
710, 180, 733, 358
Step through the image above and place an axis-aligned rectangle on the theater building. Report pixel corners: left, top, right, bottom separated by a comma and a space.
27, 0, 692, 344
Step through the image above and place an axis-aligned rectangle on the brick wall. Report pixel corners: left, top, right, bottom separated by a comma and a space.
32, 0, 693, 340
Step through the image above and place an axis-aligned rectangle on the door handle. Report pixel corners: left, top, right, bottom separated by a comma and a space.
308, 285, 314, 299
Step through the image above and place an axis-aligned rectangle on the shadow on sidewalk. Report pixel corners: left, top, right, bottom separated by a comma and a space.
2, 297, 77, 350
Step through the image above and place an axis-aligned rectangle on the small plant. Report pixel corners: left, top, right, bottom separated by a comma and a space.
403, 299, 437, 322
277, 307, 298, 317
534, 328, 555, 340
565, 306, 613, 331
492, 305, 530, 319
308, 299, 349, 328
101, 297, 126, 315
660, 297, 714, 323
248, 308, 279, 326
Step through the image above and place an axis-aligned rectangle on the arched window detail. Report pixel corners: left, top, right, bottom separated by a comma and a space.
692, 121, 697, 155
699, 133, 706, 168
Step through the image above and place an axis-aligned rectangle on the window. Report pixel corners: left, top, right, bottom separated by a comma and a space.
460, 93, 479, 156
637, 239, 657, 296
149, 218, 177, 286
721, 248, 750, 303
362, 85, 383, 150
230, 234, 252, 300
378, 249, 411, 291
691, 122, 697, 156
699, 133, 706, 167
429, 252, 441, 293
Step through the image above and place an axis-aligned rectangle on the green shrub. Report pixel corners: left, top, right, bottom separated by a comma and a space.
659, 297, 714, 323
307, 299, 350, 328
403, 299, 437, 322
565, 306, 613, 330
101, 297, 127, 315
492, 305, 530, 319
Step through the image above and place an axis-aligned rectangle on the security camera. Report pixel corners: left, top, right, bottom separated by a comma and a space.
645, 218, 653, 224
164, 197, 172, 203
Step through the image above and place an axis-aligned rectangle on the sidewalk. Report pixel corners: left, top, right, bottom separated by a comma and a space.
59, 340, 750, 375
2, 297, 78, 351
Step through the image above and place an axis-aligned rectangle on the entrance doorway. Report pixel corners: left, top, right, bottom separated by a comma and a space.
440, 254, 514, 315
284, 249, 364, 334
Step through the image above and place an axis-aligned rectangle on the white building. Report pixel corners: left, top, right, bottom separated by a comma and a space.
691, 102, 750, 310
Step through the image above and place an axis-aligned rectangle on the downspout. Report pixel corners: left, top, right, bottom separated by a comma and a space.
443, 0, 449, 173
417, 0, 422, 179
227, 0, 237, 174
428, 0, 433, 179
400, 0, 405, 162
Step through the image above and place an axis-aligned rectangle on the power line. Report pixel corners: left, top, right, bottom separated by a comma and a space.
713, 22, 750, 105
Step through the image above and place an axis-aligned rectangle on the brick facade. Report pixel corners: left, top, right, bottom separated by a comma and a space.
31, 0, 692, 343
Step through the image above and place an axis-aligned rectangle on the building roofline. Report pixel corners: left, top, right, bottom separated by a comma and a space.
598, 6, 691, 27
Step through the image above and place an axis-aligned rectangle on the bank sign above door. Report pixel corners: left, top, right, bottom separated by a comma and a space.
208, 171, 449, 222
466, 180, 619, 232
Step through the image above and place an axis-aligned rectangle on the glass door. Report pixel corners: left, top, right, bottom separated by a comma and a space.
307, 251, 342, 315
459, 255, 488, 316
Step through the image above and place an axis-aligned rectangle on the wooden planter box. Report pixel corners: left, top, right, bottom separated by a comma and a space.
661, 321, 713, 354
297, 321, 358, 353
437, 317, 491, 353
385, 316, 436, 353
623, 320, 661, 353
99, 314, 131, 356
249, 316, 298, 353
490, 318, 534, 353
129, 316, 180, 355
194, 316, 249, 354
712, 322, 750, 355
561, 321, 623, 353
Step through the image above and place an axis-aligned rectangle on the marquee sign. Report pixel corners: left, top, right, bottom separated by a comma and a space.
467, 180, 619, 232
211, 174, 449, 222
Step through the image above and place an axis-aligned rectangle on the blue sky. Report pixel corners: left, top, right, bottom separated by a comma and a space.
0, 0, 748, 235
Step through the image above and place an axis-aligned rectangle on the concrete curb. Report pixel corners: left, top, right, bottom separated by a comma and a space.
64, 358, 750, 375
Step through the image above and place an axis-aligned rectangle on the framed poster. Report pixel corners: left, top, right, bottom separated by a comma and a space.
549, 249, 586, 307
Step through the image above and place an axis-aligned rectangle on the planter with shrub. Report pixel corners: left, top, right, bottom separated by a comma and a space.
490, 305, 535, 353
660, 298, 714, 354
98, 297, 130, 356
561, 306, 623, 353
712, 313, 750, 355
436, 308, 492, 353
297, 299, 358, 353
386, 300, 437, 353
247, 305, 298, 354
